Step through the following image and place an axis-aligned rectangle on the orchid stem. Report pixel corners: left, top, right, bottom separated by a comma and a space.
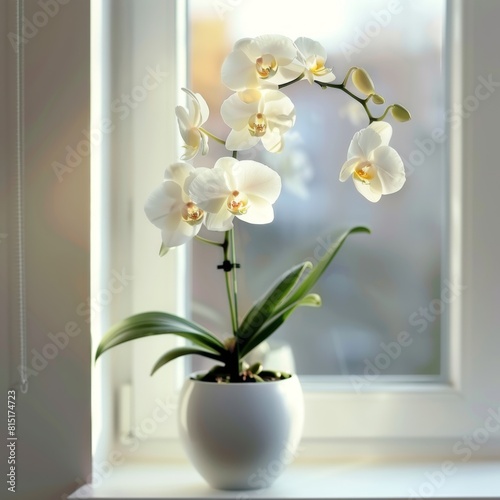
278, 72, 305, 89
222, 231, 238, 334
200, 127, 226, 146
277, 68, 384, 124
230, 227, 239, 332
195, 235, 223, 247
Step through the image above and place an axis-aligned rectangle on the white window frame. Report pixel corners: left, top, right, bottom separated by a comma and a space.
93, 0, 500, 464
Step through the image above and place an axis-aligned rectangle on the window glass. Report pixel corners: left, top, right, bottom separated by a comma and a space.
188, 0, 446, 377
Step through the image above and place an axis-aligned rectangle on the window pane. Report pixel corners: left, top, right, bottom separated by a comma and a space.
188, 0, 446, 377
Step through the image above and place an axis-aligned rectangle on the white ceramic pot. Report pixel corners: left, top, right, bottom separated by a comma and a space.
178, 373, 304, 490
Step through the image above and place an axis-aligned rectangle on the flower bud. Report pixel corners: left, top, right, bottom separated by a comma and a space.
371, 93, 385, 105
352, 68, 375, 95
391, 104, 412, 122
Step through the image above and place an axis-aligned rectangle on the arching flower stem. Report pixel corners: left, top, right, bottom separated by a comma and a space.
278, 68, 393, 124
199, 127, 226, 146
195, 235, 224, 247
277, 72, 305, 89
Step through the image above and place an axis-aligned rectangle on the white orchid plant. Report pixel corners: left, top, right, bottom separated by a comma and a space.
95, 35, 410, 383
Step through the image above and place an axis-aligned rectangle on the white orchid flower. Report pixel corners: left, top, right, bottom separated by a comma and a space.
144, 162, 205, 248
175, 88, 209, 160
188, 157, 282, 231
221, 89, 295, 153
294, 37, 335, 85
339, 122, 406, 203
221, 34, 302, 91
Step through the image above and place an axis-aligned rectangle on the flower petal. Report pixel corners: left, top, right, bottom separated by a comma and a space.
221, 49, 257, 91
353, 177, 382, 203
357, 127, 384, 158
261, 128, 284, 153
369, 121, 392, 146
339, 158, 359, 182
234, 37, 261, 60
181, 88, 201, 125
163, 162, 194, 186
205, 209, 234, 232
255, 34, 297, 64
188, 164, 231, 213
226, 128, 260, 151
295, 37, 327, 61
221, 92, 259, 130
144, 182, 183, 229
237, 195, 275, 224
199, 131, 209, 156
347, 126, 383, 160
371, 146, 406, 194
223, 35, 301, 90
194, 92, 209, 124
175, 106, 192, 143
314, 71, 336, 84
160, 213, 201, 248
233, 160, 282, 203
262, 90, 296, 131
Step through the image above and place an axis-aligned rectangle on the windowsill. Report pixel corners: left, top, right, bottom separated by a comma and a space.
69, 459, 500, 499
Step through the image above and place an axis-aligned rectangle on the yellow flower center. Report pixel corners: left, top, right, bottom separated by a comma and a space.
248, 113, 267, 137
181, 201, 204, 225
354, 161, 376, 184
256, 54, 278, 79
310, 57, 329, 76
227, 190, 250, 215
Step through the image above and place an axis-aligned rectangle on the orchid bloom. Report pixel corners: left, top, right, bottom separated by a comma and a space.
294, 37, 335, 85
339, 122, 406, 202
188, 157, 282, 231
144, 163, 205, 248
221, 34, 302, 91
175, 88, 209, 160
221, 89, 295, 152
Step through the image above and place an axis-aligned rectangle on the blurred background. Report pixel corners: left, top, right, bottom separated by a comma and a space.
188, 0, 447, 377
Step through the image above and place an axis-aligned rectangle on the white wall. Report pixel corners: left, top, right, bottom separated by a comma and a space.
0, 1, 91, 499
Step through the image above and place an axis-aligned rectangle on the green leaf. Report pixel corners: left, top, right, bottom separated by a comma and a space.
240, 294, 321, 358
95, 311, 226, 361
276, 226, 369, 315
151, 347, 224, 376
237, 261, 312, 343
